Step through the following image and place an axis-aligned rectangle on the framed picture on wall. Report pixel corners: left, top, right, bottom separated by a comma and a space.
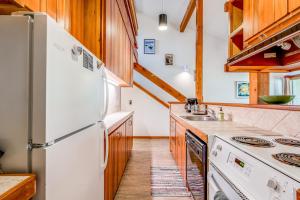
235, 81, 250, 98
165, 54, 173, 65
144, 39, 155, 54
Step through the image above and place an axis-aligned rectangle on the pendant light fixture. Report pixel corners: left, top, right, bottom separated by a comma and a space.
158, 0, 167, 31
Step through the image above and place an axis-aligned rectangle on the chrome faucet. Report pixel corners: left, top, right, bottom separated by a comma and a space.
206, 108, 217, 120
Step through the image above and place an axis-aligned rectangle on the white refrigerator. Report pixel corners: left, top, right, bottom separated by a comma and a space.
0, 13, 109, 200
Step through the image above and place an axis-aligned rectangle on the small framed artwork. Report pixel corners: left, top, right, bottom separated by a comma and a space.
144, 39, 155, 54
235, 81, 250, 98
165, 54, 174, 65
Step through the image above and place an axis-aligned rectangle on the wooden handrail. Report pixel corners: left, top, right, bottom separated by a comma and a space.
133, 81, 169, 108
134, 63, 186, 102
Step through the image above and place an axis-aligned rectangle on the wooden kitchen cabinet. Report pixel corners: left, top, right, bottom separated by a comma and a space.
175, 122, 186, 181
170, 117, 176, 159
104, 117, 133, 200
105, 0, 134, 86
289, 0, 300, 12
126, 116, 133, 161
227, 0, 300, 60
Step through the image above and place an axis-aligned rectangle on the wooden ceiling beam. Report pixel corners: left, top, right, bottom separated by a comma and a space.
179, 0, 196, 32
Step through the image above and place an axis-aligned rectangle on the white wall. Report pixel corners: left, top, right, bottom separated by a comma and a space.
136, 13, 196, 99
202, 0, 249, 103
107, 82, 121, 115
121, 86, 169, 136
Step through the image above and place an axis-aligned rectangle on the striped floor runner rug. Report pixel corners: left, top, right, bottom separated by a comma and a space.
151, 167, 191, 197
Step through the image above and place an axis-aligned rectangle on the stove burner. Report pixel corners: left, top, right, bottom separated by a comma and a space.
272, 153, 300, 167
275, 138, 300, 147
231, 136, 274, 147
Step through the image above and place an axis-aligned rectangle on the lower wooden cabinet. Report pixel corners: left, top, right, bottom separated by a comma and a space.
104, 116, 133, 200
170, 117, 187, 183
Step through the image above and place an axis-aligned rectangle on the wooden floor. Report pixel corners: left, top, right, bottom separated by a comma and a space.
114, 139, 192, 200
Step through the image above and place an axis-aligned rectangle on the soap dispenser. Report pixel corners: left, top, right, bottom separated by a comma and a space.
218, 107, 225, 121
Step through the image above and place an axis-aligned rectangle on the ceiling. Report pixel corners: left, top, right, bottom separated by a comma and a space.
134, 0, 228, 39
135, 0, 196, 31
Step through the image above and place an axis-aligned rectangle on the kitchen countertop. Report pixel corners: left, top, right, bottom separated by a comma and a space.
0, 174, 36, 199
170, 111, 281, 147
104, 111, 134, 134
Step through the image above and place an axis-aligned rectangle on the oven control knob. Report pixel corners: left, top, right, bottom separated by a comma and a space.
217, 145, 222, 151
212, 151, 218, 157
267, 179, 280, 192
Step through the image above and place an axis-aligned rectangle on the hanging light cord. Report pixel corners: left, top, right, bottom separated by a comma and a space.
161, 0, 164, 13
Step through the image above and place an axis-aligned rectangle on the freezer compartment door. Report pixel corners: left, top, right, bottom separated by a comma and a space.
41, 17, 103, 142
43, 124, 104, 200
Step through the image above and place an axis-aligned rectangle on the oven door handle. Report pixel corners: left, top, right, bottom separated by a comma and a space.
208, 171, 221, 191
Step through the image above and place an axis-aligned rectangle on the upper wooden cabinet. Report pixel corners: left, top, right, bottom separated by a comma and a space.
289, 0, 300, 12
105, 0, 136, 86
226, 0, 300, 58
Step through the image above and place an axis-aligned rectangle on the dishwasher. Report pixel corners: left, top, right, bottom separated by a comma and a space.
186, 130, 207, 200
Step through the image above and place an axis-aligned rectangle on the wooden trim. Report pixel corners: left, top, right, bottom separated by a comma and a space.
249, 72, 270, 104
134, 63, 186, 102
195, 0, 203, 102
296, 188, 300, 200
133, 136, 169, 139
170, 112, 208, 143
133, 81, 170, 108
179, 0, 196, 32
202, 102, 300, 111
284, 74, 300, 80
0, 174, 36, 200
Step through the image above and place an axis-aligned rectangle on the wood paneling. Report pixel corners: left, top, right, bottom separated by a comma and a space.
134, 63, 186, 102
180, 0, 196, 32
133, 81, 170, 108
195, 0, 203, 102
104, 117, 133, 200
0, 174, 36, 200
249, 72, 270, 104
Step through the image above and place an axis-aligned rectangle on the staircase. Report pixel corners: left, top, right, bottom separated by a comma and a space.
133, 63, 186, 108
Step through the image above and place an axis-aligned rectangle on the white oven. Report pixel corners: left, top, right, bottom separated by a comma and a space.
208, 163, 249, 200
208, 136, 300, 200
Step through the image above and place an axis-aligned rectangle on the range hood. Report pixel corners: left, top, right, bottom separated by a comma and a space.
226, 22, 300, 72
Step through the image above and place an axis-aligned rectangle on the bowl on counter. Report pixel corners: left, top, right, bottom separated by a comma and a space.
259, 95, 295, 104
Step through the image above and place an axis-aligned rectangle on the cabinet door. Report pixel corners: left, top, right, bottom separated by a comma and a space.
175, 122, 186, 176
243, 0, 254, 41
274, 0, 288, 21
256, 0, 275, 33
126, 117, 133, 161
170, 117, 176, 158
104, 132, 115, 200
289, 0, 300, 12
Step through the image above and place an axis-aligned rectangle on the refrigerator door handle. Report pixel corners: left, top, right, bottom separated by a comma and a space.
101, 126, 109, 170
28, 123, 96, 150
102, 68, 109, 120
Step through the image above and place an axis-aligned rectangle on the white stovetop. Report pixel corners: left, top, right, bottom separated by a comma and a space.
217, 135, 300, 183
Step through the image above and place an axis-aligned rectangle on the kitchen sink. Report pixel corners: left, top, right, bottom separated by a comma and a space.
179, 115, 217, 121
